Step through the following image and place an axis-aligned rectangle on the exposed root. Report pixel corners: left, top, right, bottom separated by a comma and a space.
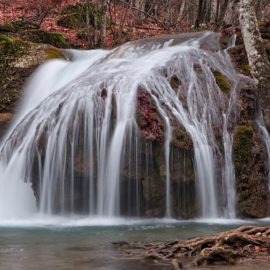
114, 226, 270, 267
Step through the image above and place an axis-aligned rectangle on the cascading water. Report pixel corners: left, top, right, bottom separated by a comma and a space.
257, 111, 270, 192
0, 32, 241, 220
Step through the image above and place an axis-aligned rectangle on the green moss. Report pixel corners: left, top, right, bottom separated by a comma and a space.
136, 112, 143, 126
28, 31, 69, 48
212, 70, 230, 93
0, 36, 28, 60
49, 32, 68, 47
233, 124, 254, 171
240, 64, 251, 73
0, 33, 13, 43
45, 47, 65, 60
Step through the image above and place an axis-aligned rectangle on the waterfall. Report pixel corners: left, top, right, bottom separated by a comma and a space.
257, 112, 270, 192
0, 32, 241, 219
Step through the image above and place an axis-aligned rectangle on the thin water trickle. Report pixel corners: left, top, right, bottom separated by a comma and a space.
257, 111, 270, 192
0, 32, 242, 220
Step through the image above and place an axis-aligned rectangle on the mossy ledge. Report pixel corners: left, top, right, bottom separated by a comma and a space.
212, 70, 230, 93
45, 47, 67, 60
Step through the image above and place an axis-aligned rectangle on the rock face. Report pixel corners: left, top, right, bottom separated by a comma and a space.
31, 114, 197, 218
233, 82, 269, 218
228, 24, 270, 218
1, 24, 270, 218
233, 123, 269, 217
135, 141, 196, 218
231, 78, 269, 218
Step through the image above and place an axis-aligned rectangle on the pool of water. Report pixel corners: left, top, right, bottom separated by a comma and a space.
0, 217, 269, 270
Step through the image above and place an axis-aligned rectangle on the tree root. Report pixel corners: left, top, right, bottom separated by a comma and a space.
114, 226, 270, 267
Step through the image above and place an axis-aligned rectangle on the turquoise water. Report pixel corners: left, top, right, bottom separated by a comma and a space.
0, 218, 269, 270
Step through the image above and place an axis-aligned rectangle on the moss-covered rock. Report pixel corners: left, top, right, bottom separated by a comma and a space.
26, 30, 69, 48
233, 123, 269, 218
233, 124, 253, 169
0, 33, 13, 43
0, 35, 48, 116
45, 47, 66, 60
0, 20, 69, 48
212, 70, 230, 93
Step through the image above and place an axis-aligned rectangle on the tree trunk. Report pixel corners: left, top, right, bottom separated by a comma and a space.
239, 0, 270, 131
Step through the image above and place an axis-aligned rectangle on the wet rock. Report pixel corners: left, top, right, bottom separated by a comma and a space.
232, 77, 270, 218
212, 70, 231, 93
